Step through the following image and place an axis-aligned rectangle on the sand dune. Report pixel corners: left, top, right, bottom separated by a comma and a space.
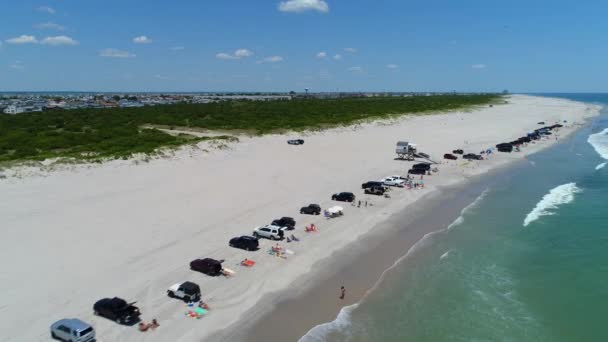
0, 95, 599, 341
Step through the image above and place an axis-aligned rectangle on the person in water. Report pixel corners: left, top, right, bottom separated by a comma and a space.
340, 286, 346, 300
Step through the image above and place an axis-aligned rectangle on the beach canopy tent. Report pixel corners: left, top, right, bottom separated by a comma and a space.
190, 258, 223, 276
327, 206, 344, 214
325, 206, 344, 218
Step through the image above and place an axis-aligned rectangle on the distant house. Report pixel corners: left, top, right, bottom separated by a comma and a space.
3, 105, 25, 115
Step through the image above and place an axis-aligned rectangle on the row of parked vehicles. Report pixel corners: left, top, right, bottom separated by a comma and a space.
444, 149, 484, 161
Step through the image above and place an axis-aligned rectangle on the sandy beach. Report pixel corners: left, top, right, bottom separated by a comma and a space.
0, 95, 599, 342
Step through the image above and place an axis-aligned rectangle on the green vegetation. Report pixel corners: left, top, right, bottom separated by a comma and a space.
0, 94, 501, 163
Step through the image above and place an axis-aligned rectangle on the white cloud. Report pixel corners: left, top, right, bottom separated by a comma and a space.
170, 46, 184, 51
5, 35, 38, 44
344, 47, 357, 53
99, 48, 136, 58
41, 35, 78, 46
471, 64, 486, 69
216, 48, 254, 60
258, 56, 284, 64
348, 66, 363, 72
234, 48, 253, 58
278, 0, 329, 13
35, 22, 65, 31
216, 52, 238, 60
133, 35, 152, 44
316, 51, 327, 58
386, 64, 398, 69
333, 54, 342, 60
37, 6, 56, 14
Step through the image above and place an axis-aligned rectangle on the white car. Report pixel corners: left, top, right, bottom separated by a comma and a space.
167, 281, 201, 302
253, 224, 287, 240
381, 176, 405, 187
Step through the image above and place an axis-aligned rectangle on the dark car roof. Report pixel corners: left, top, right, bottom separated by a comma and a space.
192, 258, 222, 266
340, 192, 354, 195
238, 235, 257, 241
180, 281, 201, 293
95, 297, 130, 310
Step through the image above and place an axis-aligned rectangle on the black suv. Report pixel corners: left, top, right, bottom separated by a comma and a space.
364, 186, 385, 195
361, 181, 384, 189
229, 236, 259, 251
190, 258, 223, 276
412, 163, 431, 171
463, 153, 483, 160
93, 297, 141, 324
300, 204, 321, 215
271, 217, 296, 229
408, 168, 426, 175
332, 192, 355, 202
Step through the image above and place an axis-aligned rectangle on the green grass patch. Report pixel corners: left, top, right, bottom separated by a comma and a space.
0, 94, 501, 163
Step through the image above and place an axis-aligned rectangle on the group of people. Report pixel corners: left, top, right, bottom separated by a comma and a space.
138, 319, 160, 332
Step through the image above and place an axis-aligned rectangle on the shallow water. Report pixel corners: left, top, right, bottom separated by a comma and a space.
302, 94, 608, 342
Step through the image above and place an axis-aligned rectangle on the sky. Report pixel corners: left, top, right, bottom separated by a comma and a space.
1, 0, 607, 92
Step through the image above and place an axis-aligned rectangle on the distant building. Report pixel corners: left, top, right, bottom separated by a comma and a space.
3, 105, 25, 115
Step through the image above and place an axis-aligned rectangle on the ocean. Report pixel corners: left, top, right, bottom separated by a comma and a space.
301, 94, 608, 342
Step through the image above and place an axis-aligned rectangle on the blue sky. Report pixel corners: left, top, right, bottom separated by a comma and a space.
1, 0, 607, 92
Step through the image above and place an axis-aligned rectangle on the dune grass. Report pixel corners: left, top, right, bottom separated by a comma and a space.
0, 94, 501, 163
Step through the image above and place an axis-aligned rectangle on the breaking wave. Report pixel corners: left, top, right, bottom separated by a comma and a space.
588, 128, 608, 160
298, 303, 358, 342
299, 227, 445, 342
447, 188, 489, 231
523, 183, 581, 227
596, 162, 606, 170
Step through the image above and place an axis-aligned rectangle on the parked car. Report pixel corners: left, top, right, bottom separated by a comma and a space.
167, 281, 201, 302
444, 153, 458, 160
408, 168, 426, 175
463, 153, 483, 160
361, 181, 384, 189
190, 258, 223, 276
496, 143, 513, 152
229, 235, 259, 251
332, 192, 355, 202
93, 297, 140, 324
412, 163, 431, 171
253, 224, 286, 240
365, 186, 386, 195
452, 149, 464, 154
287, 139, 304, 145
300, 204, 321, 215
50, 318, 95, 342
271, 217, 296, 230
381, 176, 405, 187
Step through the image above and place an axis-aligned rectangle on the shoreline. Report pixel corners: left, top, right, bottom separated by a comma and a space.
0, 95, 600, 342
215, 163, 519, 342
214, 100, 601, 342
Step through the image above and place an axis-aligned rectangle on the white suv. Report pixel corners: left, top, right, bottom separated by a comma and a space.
381, 176, 405, 187
253, 224, 286, 240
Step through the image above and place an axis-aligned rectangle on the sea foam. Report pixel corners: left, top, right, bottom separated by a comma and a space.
523, 183, 581, 227
299, 188, 492, 341
298, 304, 358, 342
596, 162, 606, 170
588, 128, 608, 160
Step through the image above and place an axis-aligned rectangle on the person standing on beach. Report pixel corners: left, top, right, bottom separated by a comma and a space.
340, 286, 346, 300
